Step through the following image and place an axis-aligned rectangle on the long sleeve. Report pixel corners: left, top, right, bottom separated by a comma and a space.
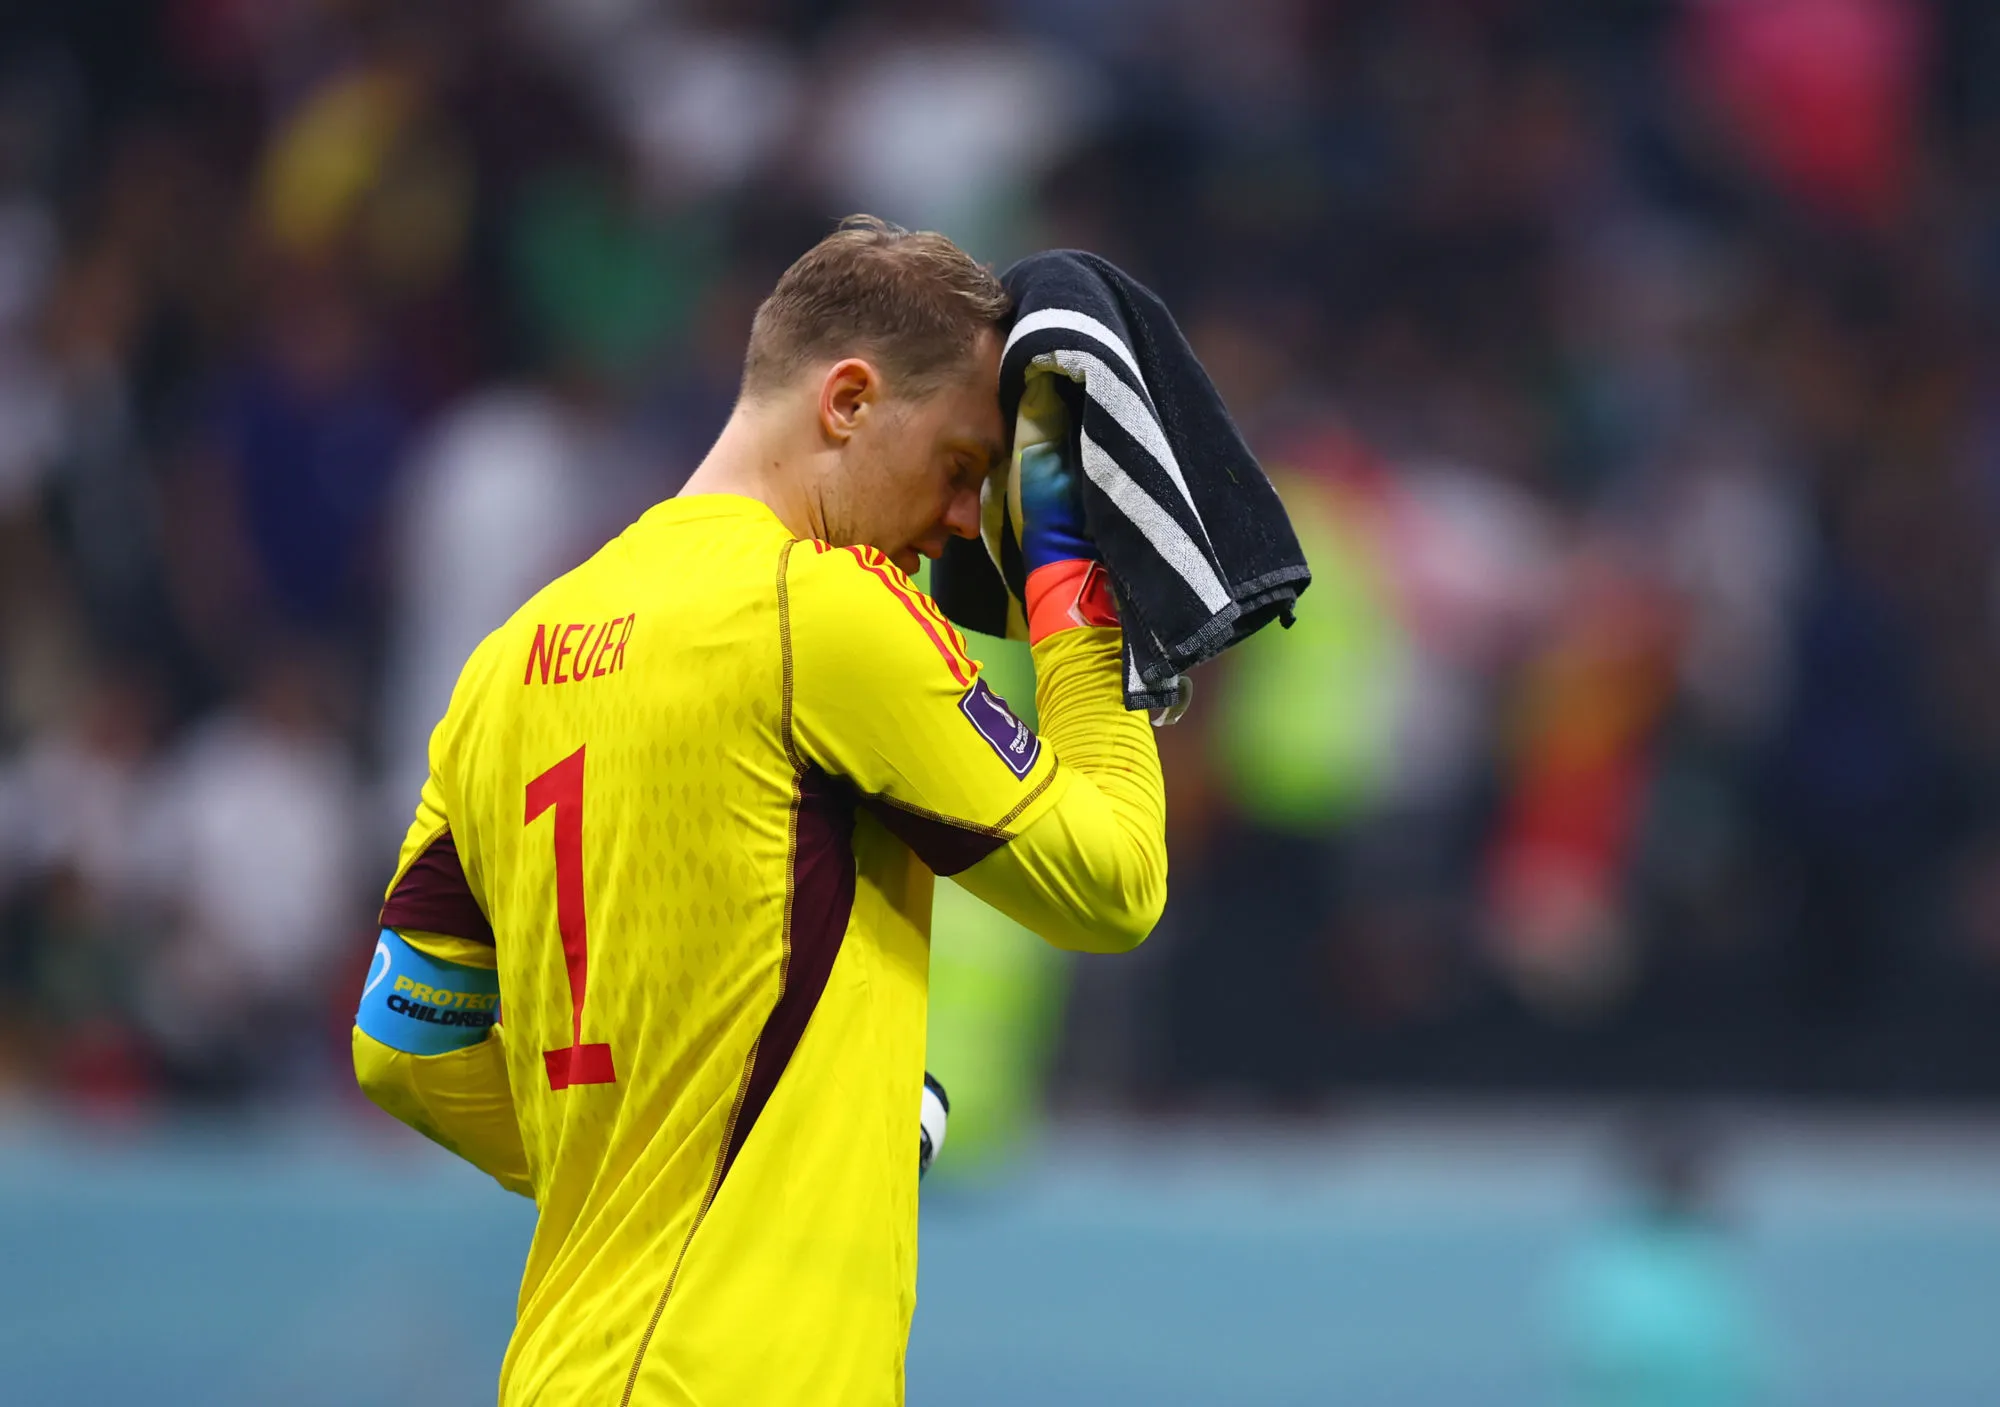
953, 626, 1166, 952
784, 542, 1164, 953
353, 1017, 535, 1198
358, 754, 533, 1198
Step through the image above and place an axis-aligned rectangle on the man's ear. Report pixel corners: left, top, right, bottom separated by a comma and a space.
819, 358, 880, 444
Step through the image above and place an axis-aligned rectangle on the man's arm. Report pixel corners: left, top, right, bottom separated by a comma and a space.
353, 980, 532, 1198
352, 770, 534, 1198
952, 368, 1167, 949
785, 536, 1165, 953
952, 625, 1164, 952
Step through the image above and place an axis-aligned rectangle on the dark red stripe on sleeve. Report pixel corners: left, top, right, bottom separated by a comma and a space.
862, 798, 1009, 877
380, 828, 494, 946
722, 767, 857, 1176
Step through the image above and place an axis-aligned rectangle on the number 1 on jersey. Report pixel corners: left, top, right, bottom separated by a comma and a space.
526, 746, 616, 1089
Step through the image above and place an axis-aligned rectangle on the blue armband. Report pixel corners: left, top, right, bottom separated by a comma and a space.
357, 928, 501, 1055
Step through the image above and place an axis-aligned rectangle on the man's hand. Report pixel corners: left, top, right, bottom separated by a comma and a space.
1009, 378, 1119, 643
1014, 440, 1097, 576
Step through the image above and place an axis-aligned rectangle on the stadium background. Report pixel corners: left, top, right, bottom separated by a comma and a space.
3, 0, 1999, 1401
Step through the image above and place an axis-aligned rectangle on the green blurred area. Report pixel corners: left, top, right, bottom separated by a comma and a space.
1211, 469, 1402, 834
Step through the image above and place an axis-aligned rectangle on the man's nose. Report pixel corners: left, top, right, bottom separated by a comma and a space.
942, 485, 982, 540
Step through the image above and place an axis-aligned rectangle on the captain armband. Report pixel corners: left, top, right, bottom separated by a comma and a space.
356, 928, 501, 1055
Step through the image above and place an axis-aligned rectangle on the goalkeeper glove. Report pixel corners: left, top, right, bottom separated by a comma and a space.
918, 1071, 950, 1178
1006, 374, 1120, 644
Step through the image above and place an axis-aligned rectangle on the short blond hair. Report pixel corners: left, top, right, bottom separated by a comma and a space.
741, 215, 1011, 400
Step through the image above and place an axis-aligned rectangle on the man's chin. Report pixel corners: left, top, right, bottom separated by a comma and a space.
892, 548, 923, 575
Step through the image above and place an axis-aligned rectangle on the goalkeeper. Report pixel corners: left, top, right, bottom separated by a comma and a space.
353, 215, 1165, 1406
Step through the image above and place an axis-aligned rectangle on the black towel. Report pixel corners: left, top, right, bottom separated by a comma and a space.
931, 249, 1311, 715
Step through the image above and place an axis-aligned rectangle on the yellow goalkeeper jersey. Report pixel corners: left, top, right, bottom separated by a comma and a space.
364, 493, 1163, 1406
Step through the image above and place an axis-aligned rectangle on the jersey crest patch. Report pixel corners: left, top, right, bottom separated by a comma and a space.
959, 679, 1041, 778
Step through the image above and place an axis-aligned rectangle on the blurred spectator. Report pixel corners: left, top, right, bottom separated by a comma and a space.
180, 263, 411, 662
0, 666, 164, 1099
134, 650, 363, 1097
1550, 1116, 1768, 1407
1484, 545, 1683, 1017
806, 6, 1100, 252
1681, 0, 1929, 227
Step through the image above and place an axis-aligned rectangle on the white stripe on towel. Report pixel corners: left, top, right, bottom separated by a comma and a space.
1005, 308, 1148, 388
1032, 347, 1213, 548
1077, 426, 1233, 614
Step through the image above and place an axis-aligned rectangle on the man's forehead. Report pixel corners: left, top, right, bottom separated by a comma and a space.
945, 396, 1007, 465
937, 370, 1006, 451
936, 414, 1006, 466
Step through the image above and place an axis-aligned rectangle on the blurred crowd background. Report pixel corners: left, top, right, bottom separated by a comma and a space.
4, 0, 2000, 1124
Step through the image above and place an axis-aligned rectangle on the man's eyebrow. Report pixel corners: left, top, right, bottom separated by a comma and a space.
946, 435, 1006, 472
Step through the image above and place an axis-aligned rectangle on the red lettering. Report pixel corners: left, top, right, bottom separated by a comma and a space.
525, 623, 555, 685
532, 617, 633, 685
590, 617, 623, 678
586, 624, 604, 677
567, 624, 600, 685
553, 623, 584, 683
610, 614, 635, 673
